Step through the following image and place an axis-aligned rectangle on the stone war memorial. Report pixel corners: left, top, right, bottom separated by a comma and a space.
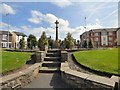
1, 1, 120, 90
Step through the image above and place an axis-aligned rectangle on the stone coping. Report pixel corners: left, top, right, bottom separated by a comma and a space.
35, 51, 45, 53
61, 62, 119, 88
61, 51, 68, 53
0, 63, 41, 84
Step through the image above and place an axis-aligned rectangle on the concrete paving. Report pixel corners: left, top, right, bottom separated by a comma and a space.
24, 72, 72, 89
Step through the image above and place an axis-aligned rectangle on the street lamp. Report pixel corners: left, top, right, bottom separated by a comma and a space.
6, 13, 9, 48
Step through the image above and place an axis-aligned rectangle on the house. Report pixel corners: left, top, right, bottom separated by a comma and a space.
0, 31, 12, 48
117, 28, 120, 46
80, 28, 118, 48
12, 31, 27, 49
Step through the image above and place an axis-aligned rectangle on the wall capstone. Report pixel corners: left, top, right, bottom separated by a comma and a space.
0, 63, 42, 89
61, 62, 117, 90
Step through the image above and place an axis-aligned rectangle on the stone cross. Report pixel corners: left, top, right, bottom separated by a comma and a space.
55, 20, 59, 41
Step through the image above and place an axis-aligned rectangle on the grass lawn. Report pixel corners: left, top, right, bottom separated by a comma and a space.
0, 51, 32, 73
73, 48, 120, 75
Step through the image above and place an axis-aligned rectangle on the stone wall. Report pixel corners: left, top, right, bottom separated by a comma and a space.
61, 62, 120, 90
0, 63, 42, 89
61, 51, 69, 62
35, 51, 46, 63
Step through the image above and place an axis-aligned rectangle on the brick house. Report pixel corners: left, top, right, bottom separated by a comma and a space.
80, 28, 118, 48
0, 31, 12, 48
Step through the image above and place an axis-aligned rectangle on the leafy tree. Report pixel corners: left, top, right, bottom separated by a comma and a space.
60, 40, 66, 49
38, 32, 48, 50
82, 40, 87, 48
77, 40, 80, 48
27, 34, 37, 49
19, 37, 25, 49
88, 39, 93, 48
52, 40, 60, 48
48, 37, 54, 49
61, 32, 74, 49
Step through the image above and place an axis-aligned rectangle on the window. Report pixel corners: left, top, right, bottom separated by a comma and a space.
103, 37, 106, 41
109, 42, 113, 46
109, 32, 113, 35
91, 33, 93, 36
109, 37, 112, 41
102, 31, 107, 36
95, 33, 99, 36
95, 37, 98, 41
2, 35, 7, 40
17, 36, 19, 41
103, 42, 106, 45
2, 43, 7, 47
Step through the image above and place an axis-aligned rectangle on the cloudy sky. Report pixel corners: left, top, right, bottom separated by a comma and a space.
0, 0, 119, 40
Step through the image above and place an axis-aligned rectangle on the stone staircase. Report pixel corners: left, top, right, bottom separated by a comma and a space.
39, 49, 61, 73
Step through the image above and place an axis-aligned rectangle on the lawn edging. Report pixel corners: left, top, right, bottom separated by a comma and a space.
0, 63, 42, 89
60, 62, 120, 89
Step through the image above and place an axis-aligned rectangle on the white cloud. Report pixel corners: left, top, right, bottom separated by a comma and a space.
0, 22, 9, 27
51, 0, 73, 8
59, 19, 69, 27
0, 22, 21, 32
44, 13, 58, 26
0, 3, 15, 14
28, 10, 70, 28
28, 10, 103, 40
21, 26, 56, 40
28, 10, 43, 24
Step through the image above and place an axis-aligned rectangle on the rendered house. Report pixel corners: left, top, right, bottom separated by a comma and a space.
12, 31, 27, 49
80, 28, 118, 48
0, 31, 12, 48
117, 28, 120, 46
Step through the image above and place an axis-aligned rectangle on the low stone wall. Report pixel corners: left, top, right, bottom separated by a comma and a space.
5, 49, 38, 53
35, 51, 46, 63
61, 51, 68, 62
61, 62, 120, 90
0, 63, 42, 89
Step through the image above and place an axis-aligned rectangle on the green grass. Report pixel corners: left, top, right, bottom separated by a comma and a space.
0, 51, 32, 73
73, 48, 120, 75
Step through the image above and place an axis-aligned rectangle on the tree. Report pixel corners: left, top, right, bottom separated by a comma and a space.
48, 36, 54, 49
88, 39, 93, 48
82, 40, 87, 48
27, 34, 37, 49
19, 37, 25, 50
38, 32, 48, 50
61, 32, 74, 49
60, 40, 66, 49
52, 40, 60, 48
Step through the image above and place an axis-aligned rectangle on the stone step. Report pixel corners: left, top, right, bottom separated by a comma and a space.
39, 67, 60, 73
42, 61, 61, 67
46, 53, 61, 57
47, 49, 61, 53
44, 57, 61, 61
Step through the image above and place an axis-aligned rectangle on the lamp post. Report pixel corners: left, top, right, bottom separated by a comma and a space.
6, 13, 9, 48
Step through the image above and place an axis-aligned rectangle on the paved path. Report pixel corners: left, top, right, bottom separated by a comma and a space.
24, 72, 72, 89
